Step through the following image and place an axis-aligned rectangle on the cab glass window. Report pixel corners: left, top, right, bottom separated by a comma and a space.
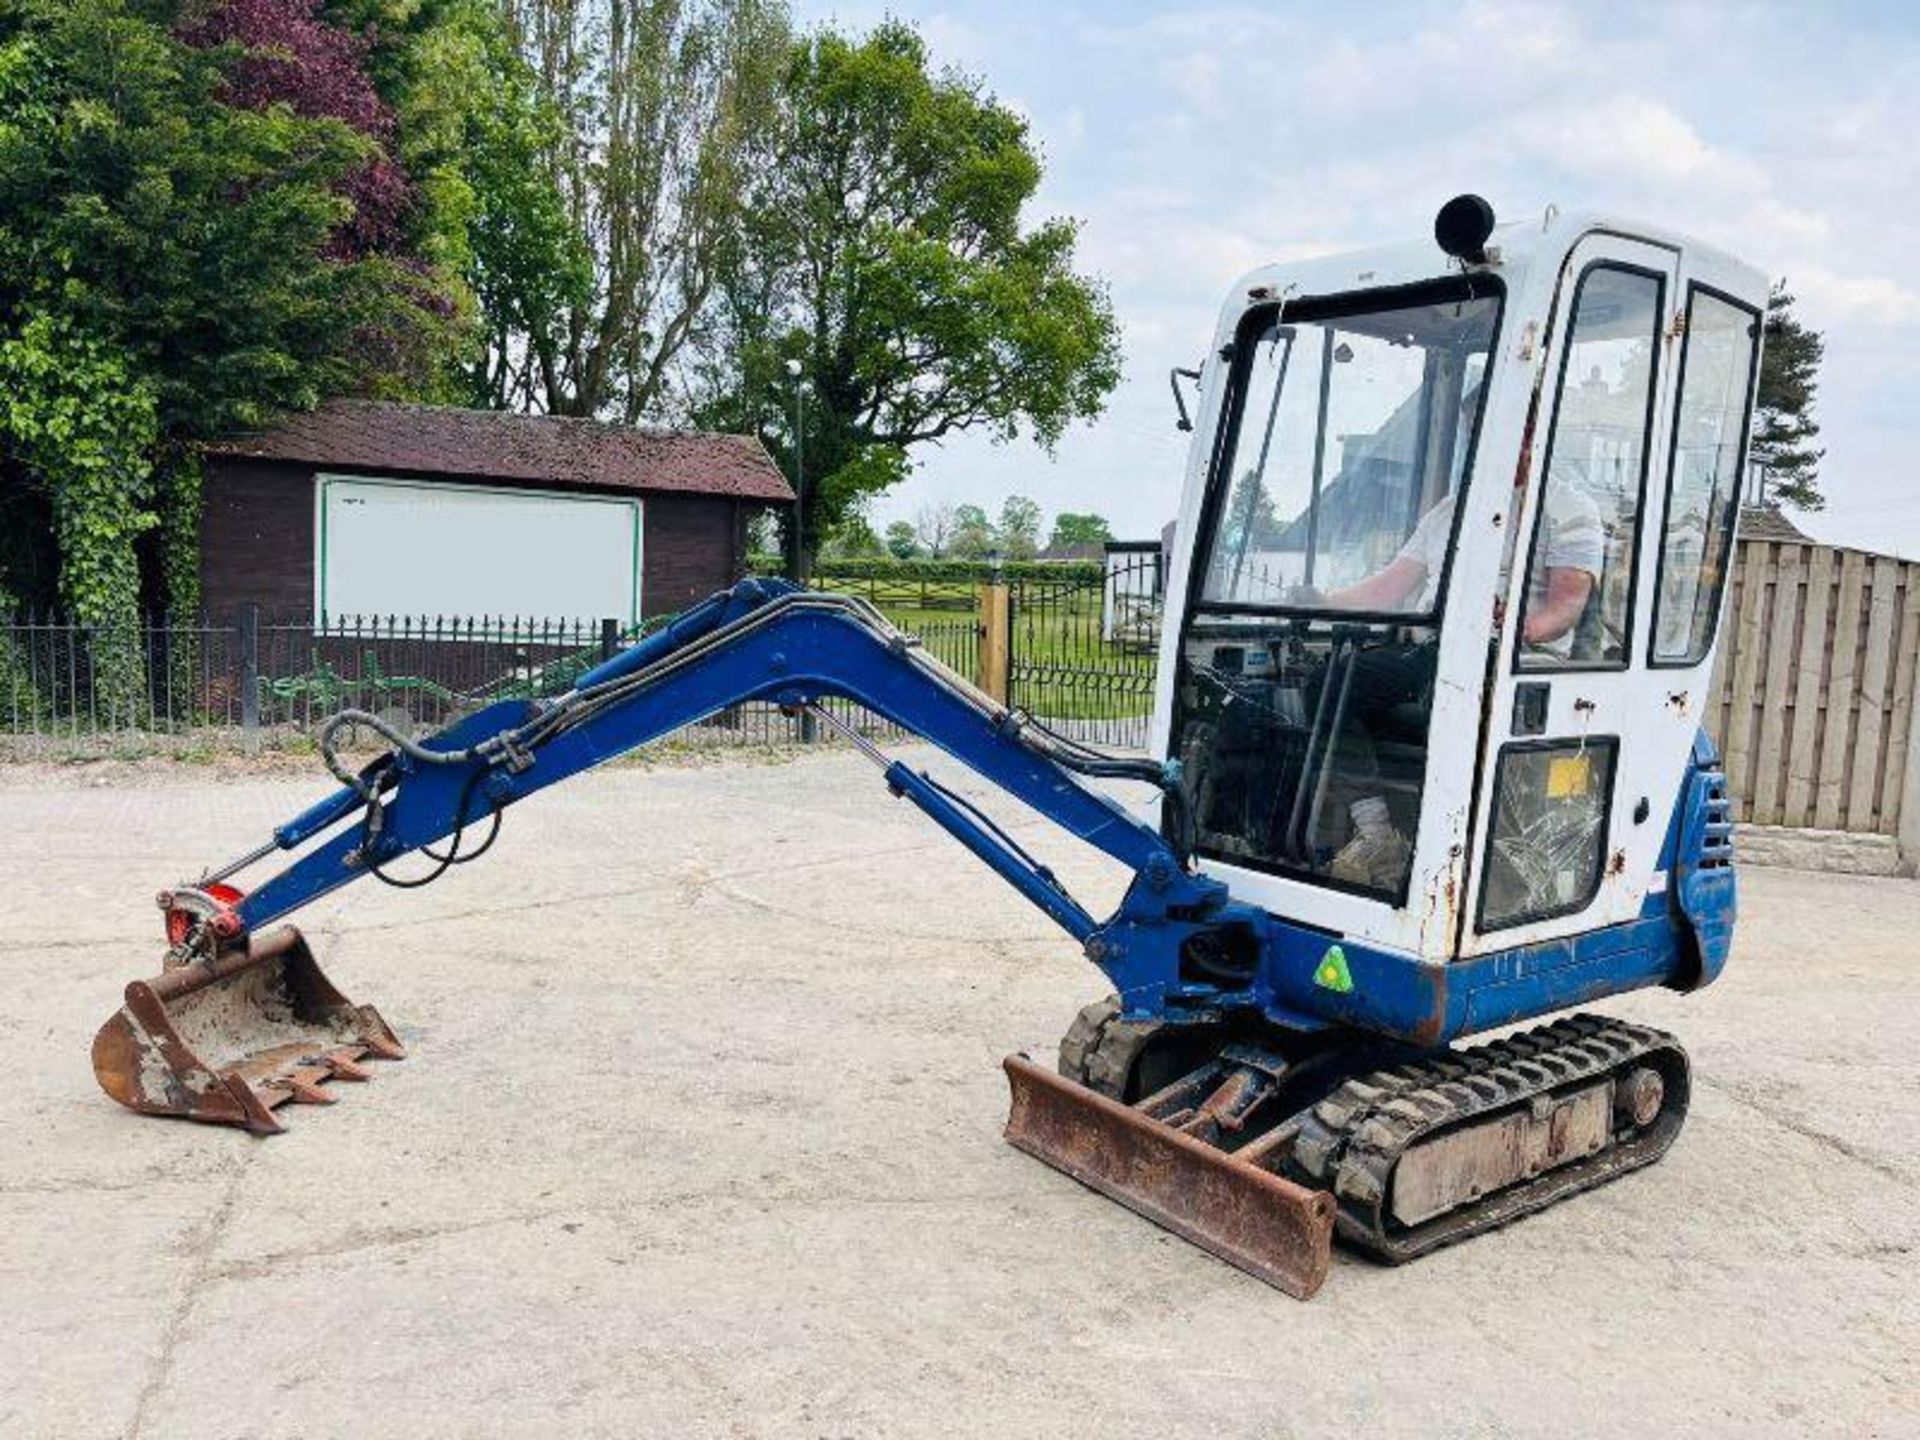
1517, 266, 1663, 670
1480, 739, 1617, 930
1652, 290, 1760, 665
1199, 285, 1501, 615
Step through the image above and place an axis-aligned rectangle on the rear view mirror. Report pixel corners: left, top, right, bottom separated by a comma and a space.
1170, 365, 1201, 432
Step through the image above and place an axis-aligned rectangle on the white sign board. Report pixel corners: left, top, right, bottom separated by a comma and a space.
316, 474, 643, 626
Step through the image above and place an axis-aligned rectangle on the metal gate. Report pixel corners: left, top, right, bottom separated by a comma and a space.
1009, 550, 1163, 750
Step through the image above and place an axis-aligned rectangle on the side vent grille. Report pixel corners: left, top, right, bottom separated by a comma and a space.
1697, 767, 1734, 870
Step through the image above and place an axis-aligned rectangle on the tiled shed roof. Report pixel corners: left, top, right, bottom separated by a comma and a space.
210, 400, 794, 503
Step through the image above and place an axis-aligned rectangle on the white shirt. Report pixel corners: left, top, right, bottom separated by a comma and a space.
1394, 487, 1605, 658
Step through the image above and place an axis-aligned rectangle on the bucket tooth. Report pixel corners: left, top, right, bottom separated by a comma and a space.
323, 1053, 373, 1082
91, 925, 402, 1133
1002, 1054, 1336, 1299
281, 1072, 339, 1105
360, 1034, 405, 1061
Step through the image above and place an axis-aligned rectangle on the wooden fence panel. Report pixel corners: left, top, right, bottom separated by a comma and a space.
1879, 569, 1920, 834
1748, 543, 1803, 820
1850, 556, 1899, 829
1719, 540, 1771, 811
1814, 550, 1866, 828
1781, 545, 1834, 826
1709, 537, 1920, 836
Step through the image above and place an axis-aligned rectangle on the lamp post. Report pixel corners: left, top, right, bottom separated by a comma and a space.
784, 357, 807, 584
782, 358, 815, 744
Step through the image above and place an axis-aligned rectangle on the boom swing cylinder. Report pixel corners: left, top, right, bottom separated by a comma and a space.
92, 198, 1759, 1300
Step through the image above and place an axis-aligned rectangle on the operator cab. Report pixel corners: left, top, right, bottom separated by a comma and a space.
1156, 198, 1766, 964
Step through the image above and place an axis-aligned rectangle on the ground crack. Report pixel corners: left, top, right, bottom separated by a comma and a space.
1698, 1074, 1910, 1184
122, 1157, 253, 1440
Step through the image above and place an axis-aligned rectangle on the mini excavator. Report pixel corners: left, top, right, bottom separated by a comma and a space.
94, 199, 1761, 1297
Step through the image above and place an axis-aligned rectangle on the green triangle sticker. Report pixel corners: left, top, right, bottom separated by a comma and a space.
1314, 945, 1354, 994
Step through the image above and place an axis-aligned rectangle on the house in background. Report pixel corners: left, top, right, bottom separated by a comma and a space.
202, 400, 793, 625
1736, 503, 1812, 544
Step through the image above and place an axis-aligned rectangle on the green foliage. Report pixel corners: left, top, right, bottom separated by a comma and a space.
0, 0, 470, 665
950, 502, 996, 558
303, 2, 596, 409
699, 19, 1121, 557
883, 519, 919, 560
1047, 511, 1113, 550
343, 0, 593, 407
998, 494, 1041, 559
0, 314, 159, 716
0, 0, 460, 436
490, 0, 791, 418
156, 446, 201, 695
823, 511, 883, 557
1754, 283, 1825, 511
0, 579, 40, 722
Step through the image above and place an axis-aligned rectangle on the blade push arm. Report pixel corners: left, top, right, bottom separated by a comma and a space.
205, 583, 1254, 1011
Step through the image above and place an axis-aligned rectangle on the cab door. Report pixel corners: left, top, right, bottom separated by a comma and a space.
1462, 232, 1686, 952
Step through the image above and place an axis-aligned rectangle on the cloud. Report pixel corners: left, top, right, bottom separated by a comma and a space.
1518, 94, 1760, 188
1158, 49, 1224, 116
1461, 0, 1573, 64
1791, 266, 1920, 326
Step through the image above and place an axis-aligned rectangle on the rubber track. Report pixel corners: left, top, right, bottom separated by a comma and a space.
1287, 1013, 1690, 1263
1057, 996, 1164, 1099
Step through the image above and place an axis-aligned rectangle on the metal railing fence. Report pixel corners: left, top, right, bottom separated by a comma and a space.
0, 606, 982, 754
15, 537, 1915, 842
1008, 552, 1162, 750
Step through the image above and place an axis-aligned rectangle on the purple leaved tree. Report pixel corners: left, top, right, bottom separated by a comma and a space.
180, 0, 414, 258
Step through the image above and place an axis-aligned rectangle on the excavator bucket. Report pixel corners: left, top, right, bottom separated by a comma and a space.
91, 926, 403, 1134
1002, 1055, 1336, 1299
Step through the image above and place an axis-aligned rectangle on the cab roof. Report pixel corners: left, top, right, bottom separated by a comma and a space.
1224, 206, 1768, 320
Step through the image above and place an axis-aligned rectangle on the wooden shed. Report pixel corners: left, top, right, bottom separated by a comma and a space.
202, 400, 793, 624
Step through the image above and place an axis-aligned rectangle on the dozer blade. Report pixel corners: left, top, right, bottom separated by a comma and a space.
1002, 1055, 1336, 1299
91, 925, 402, 1134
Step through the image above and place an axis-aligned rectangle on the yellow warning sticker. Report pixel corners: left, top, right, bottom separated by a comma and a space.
1546, 753, 1592, 799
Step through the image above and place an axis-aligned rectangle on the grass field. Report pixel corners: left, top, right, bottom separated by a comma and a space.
808, 574, 1157, 729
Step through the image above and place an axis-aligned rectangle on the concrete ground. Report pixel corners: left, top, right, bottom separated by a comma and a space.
1, 747, 1915, 1439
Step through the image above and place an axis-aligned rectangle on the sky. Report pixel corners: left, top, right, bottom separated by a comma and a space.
788, 0, 1920, 556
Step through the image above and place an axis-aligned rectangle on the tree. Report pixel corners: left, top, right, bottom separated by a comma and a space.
1219, 469, 1279, 564
183, 0, 415, 262
494, 0, 789, 419
824, 511, 882, 556
0, 0, 460, 707
1753, 283, 1825, 511
1047, 511, 1113, 551
746, 507, 781, 558
0, 317, 159, 719
949, 503, 997, 559
317, 0, 594, 411
883, 519, 919, 560
697, 20, 1121, 560
913, 502, 955, 558
998, 494, 1041, 559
